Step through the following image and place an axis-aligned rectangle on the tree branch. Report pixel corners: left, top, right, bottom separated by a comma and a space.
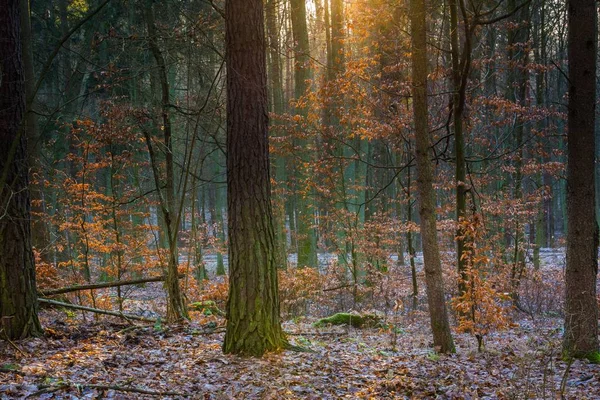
38, 275, 184, 297
38, 299, 157, 323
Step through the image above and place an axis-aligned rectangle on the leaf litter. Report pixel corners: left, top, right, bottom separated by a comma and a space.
1, 309, 599, 399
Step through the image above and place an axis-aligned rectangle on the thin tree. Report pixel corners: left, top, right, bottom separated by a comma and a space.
143, 1, 188, 322
409, 0, 455, 353
290, 0, 318, 268
0, 0, 43, 340
266, 0, 289, 269
222, 0, 287, 356
563, 0, 599, 360
448, 0, 468, 297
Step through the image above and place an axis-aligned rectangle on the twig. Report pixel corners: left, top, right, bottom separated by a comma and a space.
26, 384, 69, 398
0, 367, 24, 375
0, 327, 27, 357
559, 357, 574, 397
551, 60, 571, 86
83, 384, 189, 397
202, 0, 224, 18
117, 325, 147, 335
26, 382, 189, 398
199, 328, 226, 335
322, 283, 357, 292
30, 0, 112, 104
286, 331, 345, 336
322, 275, 416, 292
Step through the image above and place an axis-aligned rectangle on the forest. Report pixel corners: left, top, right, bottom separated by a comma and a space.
0, 0, 599, 398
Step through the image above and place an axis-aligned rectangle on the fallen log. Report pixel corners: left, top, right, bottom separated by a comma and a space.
38, 298, 157, 323
38, 274, 184, 297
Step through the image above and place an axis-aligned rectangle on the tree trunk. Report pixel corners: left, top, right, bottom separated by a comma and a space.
506, 0, 530, 302
144, 3, 187, 322
449, 0, 468, 297
330, 0, 345, 71
409, 0, 455, 353
406, 167, 418, 311
290, 0, 318, 268
0, 0, 43, 340
19, 0, 51, 264
222, 0, 287, 357
563, 0, 599, 359
266, 0, 289, 269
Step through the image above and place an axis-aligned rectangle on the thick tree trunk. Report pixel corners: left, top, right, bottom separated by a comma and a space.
409, 0, 455, 353
223, 0, 287, 357
0, 0, 42, 340
563, 0, 599, 359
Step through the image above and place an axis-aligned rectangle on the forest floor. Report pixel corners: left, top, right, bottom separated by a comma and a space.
1, 308, 599, 399
2, 248, 599, 399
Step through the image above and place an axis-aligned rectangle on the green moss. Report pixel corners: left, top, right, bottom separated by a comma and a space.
313, 312, 381, 328
189, 300, 225, 316
0, 363, 19, 372
585, 351, 600, 364
426, 350, 440, 362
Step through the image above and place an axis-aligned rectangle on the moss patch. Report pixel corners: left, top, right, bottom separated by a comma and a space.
585, 351, 600, 364
189, 301, 225, 316
314, 313, 381, 328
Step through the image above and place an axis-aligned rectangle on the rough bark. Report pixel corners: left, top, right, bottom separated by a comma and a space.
0, 0, 43, 340
409, 0, 455, 353
563, 0, 599, 359
222, 0, 286, 356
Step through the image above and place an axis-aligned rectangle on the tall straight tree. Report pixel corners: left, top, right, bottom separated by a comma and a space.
409, 0, 455, 353
290, 0, 318, 268
563, 0, 599, 359
266, 0, 289, 268
0, 0, 43, 340
20, 0, 50, 265
222, 0, 287, 356
448, 0, 468, 297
